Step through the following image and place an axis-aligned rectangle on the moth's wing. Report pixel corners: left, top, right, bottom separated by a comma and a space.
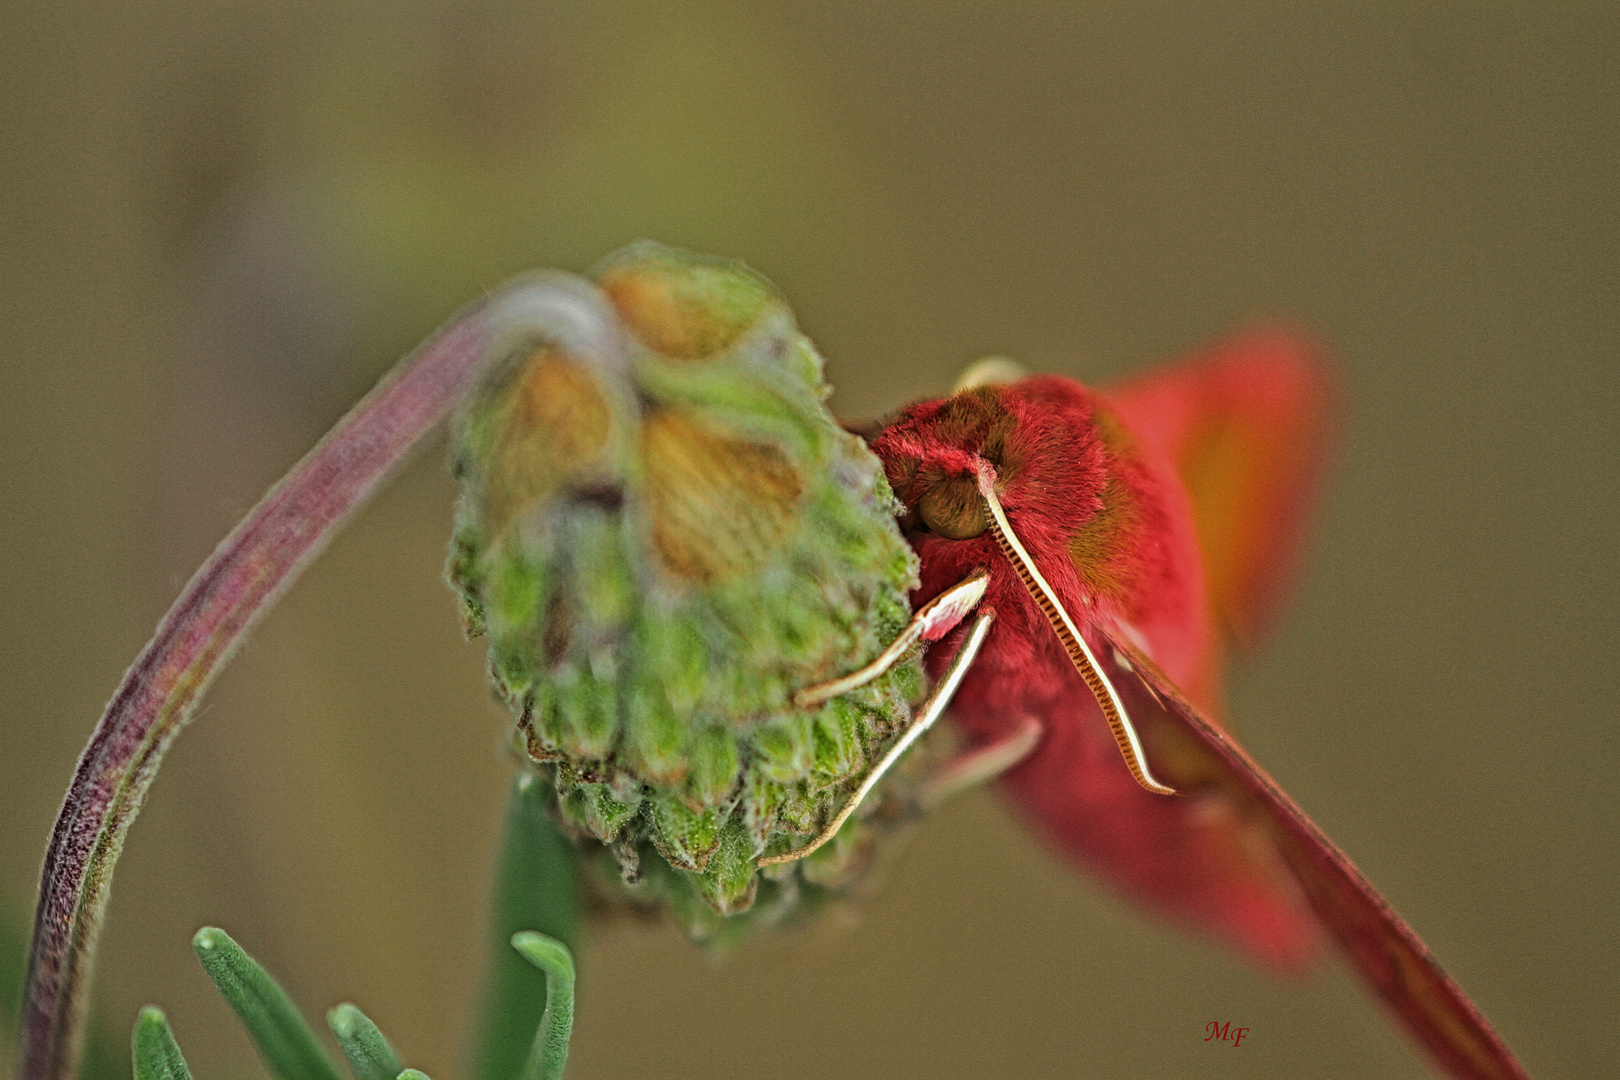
989, 671, 1324, 971
1095, 627, 1528, 1080
1103, 328, 1331, 648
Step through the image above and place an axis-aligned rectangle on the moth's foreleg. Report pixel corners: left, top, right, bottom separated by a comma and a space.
792, 568, 989, 708
760, 608, 996, 867
921, 716, 1043, 807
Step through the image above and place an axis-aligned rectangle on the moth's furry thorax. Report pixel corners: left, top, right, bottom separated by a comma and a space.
871, 375, 1189, 633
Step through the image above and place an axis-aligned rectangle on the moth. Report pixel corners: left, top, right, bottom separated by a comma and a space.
449, 241, 1525, 1079
863, 338, 1527, 1080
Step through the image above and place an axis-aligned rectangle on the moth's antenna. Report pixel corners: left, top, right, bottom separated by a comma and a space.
760, 606, 996, 867
974, 463, 1176, 796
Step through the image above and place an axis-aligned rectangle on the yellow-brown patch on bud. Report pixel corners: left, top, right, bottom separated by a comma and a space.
485, 345, 613, 532
643, 408, 803, 584
597, 251, 775, 362
916, 475, 988, 539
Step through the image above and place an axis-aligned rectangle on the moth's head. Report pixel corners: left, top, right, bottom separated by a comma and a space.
871, 372, 1115, 556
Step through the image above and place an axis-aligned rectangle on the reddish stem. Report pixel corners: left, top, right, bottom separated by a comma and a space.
19, 273, 618, 1080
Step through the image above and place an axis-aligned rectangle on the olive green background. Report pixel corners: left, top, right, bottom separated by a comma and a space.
1, 3, 1613, 1079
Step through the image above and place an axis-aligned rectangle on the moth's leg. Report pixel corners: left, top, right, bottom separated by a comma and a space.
921, 716, 1043, 807
793, 568, 989, 709
975, 463, 1177, 796
760, 608, 996, 868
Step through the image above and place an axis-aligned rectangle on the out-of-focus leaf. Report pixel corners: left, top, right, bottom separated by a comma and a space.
510, 933, 575, 1080
471, 775, 580, 1080
131, 1008, 193, 1080
191, 928, 343, 1080
326, 1003, 403, 1080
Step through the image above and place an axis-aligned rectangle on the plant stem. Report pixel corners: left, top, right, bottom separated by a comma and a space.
19, 272, 623, 1080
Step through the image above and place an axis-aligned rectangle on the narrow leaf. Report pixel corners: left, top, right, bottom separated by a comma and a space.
131, 1008, 192, 1080
326, 1003, 403, 1080
511, 933, 576, 1080
470, 774, 581, 1080
397, 1070, 432, 1080
191, 927, 343, 1080
20, 273, 621, 1080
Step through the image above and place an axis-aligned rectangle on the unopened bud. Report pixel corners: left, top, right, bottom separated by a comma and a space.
448, 242, 925, 938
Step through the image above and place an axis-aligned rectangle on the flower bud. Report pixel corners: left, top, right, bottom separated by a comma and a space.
448, 242, 925, 938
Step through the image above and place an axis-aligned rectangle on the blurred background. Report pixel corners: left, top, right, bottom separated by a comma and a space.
1, 3, 1614, 1078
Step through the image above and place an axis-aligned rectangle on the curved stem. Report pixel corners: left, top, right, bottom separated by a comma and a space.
19, 273, 620, 1080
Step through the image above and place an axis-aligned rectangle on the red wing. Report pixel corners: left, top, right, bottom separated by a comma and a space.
1104, 328, 1331, 649
1091, 625, 1528, 1080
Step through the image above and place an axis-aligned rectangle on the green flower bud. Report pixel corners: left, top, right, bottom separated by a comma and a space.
448, 242, 929, 940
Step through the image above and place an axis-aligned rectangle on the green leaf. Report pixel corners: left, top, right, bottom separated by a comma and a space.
326, 1003, 403, 1080
470, 775, 581, 1080
511, 933, 576, 1080
396, 1070, 433, 1080
191, 928, 343, 1080
131, 1008, 193, 1080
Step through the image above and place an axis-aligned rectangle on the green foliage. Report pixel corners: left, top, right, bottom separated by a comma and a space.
326, 1004, 403, 1080
191, 929, 344, 1080
125, 777, 582, 1080
472, 776, 581, 1080
129, 924, 580, 1080
510, 934, 575, 1080
131, 1009, 193, 1080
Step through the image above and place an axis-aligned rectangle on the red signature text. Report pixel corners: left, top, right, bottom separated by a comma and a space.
1204, 1021, 1249, 1047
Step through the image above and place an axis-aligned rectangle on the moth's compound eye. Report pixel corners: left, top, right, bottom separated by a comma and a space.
916, 475, 988, 539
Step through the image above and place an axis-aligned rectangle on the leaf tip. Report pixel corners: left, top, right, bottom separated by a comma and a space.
510, 932, 575, 984
326, 1002, 361, 1038
190, 927, 226, 954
